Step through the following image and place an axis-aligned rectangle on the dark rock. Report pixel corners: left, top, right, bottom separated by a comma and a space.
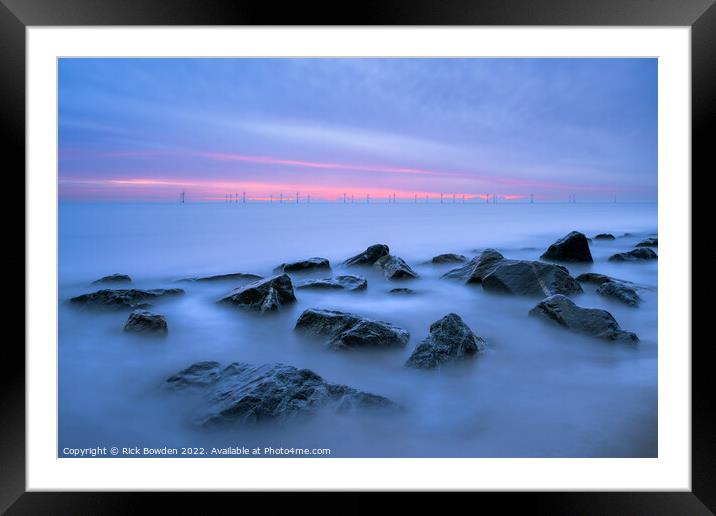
594, 233, 616, 240
596, 281, 642, 307
295, 308, 409, 351
482, 261, 583, 297
218, 274, 296, 313
389, 288, 415, 295
69, 288, 185, 310
528, 294, 638, 343
166, 361, 396, 425
540, 231, 593, 262
124, 309, 168, 335
296, 275, 367, 291
179, 272, 263, 283
431, 253, 468, 264
608, 248, 658, 262
374, 255, 418, 280
405, 313, 486, 369
343, 244, 390, 266
442, 249, 505, 283
576, 272, 615, 285
92, 273, 132, 285
636, 237, 658, 247
274, 257, 330, 273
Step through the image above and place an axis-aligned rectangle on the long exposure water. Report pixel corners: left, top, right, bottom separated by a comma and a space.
58, 202, 658, 457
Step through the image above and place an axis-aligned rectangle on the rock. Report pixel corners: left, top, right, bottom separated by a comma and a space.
528, 294, 638, 343
636, 237, 658, 247
296, 275, 367, 291
431, 253, 468, 264
179, 272, 263, 283
575, 272, 615, 285
405, 313, 486, 369
69, 288, 185, 310
540, 231, 593, 262
596, 281, 642, 307
442, 249, 505, 283
124, 309, 168, 335
594, 233, 616, 240
92, 273, 131, 285
294, 308, 410, 351
482, 260, 583, 297
274, 257, 330, 273
218, 274, 296, 313
374, 255, 418, 280
166, 361, 396, 425
608, 248, 658, 262
389, 288, 415, 295
343, 244, 390, 266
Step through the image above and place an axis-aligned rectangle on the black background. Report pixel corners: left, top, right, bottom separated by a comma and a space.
2, 0, 709, 513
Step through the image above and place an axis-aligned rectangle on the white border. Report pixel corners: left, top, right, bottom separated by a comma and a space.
27, 27, 691, 491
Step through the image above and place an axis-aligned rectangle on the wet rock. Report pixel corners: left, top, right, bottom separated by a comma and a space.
218, 274, 296, 313
575, 272, 615, 285
295, 308, 410, 351
124, 309, 168, 335
92, 273, 132, 285
528, 294, 638, 343
166, 361, 396, 426
608, 248, 658, 262
636, 237, 658, 247
374, 255, 418, 280
540, 231, 593, 262
405, 313, 486, 369
343, 244, 390, 266
179, 272, 262, 283
431, 253, 468, 264
441, 249, 505, 283
389, 287, 415, 295
594, 233, 616, 240
296, 275, 367, 292
274, 257, 330, 273
596, 281, 642, 307
482, 261, 583, 297
69, 288, 185, 310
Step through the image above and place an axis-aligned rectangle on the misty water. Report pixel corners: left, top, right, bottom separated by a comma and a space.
58, 202, 657, 458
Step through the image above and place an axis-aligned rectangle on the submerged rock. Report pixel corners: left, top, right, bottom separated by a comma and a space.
482, 260, 583, 297
295, 308, 410, 351
343, 244, 390, 266
405, 313, 486, 369
540, 231, 593, 262
166, 361, 396, 426
374, 255, 418, 280
431, 253, 468, 264
528, 294, 638, 343
596, 281, 642, 307
124, 309, 168, 335
636, 237, 658, 247
296, 275, 367, 292
575, 272, 616, 285
92, 273, 132, 285
389, 287, 415, 295
594, 233, 616, 240
218, 274, 296, 313
608, 248, 658, 262
274, 257, 331, 273
179, 272, 263, 283
69, 288, 184, 310
442, 249, 505, 283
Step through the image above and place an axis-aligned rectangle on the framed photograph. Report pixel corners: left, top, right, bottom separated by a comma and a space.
6, 0, 708, 512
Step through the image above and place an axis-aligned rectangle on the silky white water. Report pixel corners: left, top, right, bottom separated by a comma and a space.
58, 202, 657, 457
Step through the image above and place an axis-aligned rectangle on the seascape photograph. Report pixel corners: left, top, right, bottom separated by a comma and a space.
58, 57, 658, 458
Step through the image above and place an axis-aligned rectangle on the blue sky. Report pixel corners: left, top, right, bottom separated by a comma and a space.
58, 58, 657, 202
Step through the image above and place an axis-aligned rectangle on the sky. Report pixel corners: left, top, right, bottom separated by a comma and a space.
58, 58, 657, 202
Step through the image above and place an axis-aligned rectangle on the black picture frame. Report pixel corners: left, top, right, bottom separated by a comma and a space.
3, 0, 708, 512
